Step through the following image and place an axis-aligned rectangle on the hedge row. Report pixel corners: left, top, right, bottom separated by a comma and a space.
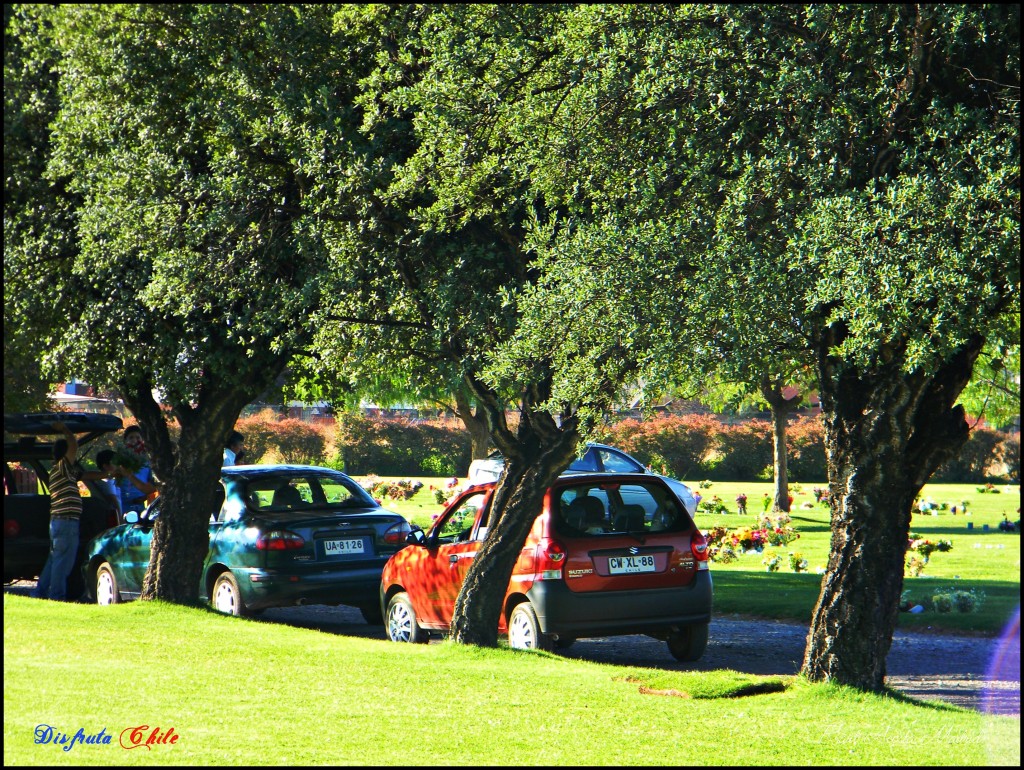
592, 414, 1019, 483
87, 409, 1020, 483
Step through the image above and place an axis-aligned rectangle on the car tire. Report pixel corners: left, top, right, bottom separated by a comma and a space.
360, 603, 384, 626
385, 592, 427, 643
667, 622, 709, 662
95, 563, 121, 606
211, 571, 250, 617
508, 602, 552, 652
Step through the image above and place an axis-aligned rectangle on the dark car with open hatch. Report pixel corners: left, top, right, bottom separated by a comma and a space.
83, 464, 412, 621
4, 412, 124, 598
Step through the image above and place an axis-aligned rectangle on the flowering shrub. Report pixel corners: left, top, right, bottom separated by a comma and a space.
593, 414, 721, 480
334, 413, 470, 476
703, 526, 738, 563
788, 552, 809, 572
698, 496, 729, 516
931, 587, 986, 613
366, 478, 423, 501
905, 533, 953, 576
432, 486, 458, 505
762, 551, 782, 572
704, 517, 799, 563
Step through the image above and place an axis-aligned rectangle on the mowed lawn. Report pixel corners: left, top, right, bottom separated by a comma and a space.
5, 479, 1018, 765
3, 596, 1020, 766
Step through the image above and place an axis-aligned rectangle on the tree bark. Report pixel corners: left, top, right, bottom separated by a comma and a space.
120, 378, 261, 604
140, 412, 238, 603
449, 436, 578, 645
449, 373, 579, 645
453, 383, 492, 461
801, 335, 983, 691
760, 377, 802, 514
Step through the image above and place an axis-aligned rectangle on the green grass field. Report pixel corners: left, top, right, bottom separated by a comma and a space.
366, 477, 1020, 635
3, 596, 1020, 766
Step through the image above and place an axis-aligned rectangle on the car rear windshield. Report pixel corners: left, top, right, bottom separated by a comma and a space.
244, 473, 377, 513
554, 481, 691, 536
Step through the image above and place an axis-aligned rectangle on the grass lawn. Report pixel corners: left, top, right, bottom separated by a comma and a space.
364, 477, 1020, 635
3, 596, 1020, 766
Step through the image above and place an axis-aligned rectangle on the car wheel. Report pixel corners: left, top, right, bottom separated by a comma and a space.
211, 572, 250, 617
386, 592, 427, 643
360, 603, 384, 626
508, 602, 552, 652
95, 563, 121, 606
667, 622, 709, 662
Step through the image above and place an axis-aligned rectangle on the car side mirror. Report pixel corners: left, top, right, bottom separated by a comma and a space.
406, 528, 426, 546
123, 511, 139, 524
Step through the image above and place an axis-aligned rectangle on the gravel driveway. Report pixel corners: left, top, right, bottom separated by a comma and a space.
259, 603, 1020, 716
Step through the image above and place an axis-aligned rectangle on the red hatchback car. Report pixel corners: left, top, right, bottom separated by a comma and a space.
380, 473, 712, 661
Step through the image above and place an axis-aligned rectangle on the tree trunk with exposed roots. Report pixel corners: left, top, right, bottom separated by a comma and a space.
801, 336, 983, 691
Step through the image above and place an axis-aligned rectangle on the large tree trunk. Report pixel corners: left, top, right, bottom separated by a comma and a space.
449, 373, 579, 645
801, 335, 983, 691
120, 378, 257, 603
453, 384, 492, 462
450, 434, 578, 645
761, 377, 802, 514
140, 413, 237, 603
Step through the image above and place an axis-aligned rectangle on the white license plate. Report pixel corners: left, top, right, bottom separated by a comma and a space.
607, 554, 656, 574
324, 538, 364, 555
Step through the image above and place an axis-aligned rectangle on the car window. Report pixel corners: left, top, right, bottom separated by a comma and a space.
555, 481, 689, 536
238, 473, 375, 514
597, 448, 645, 473
567, 447, 601, 472
435, 491, 489, 543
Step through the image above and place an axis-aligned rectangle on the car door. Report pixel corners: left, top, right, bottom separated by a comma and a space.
120, 505, 158, 596
416, 490, 490, 625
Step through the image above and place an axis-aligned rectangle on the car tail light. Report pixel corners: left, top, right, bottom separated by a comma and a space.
4, 519, 19, 538
256, 530, 305, 550
691, 529, 709, 570
535, 539, 567, 581
383, 520, 412, 545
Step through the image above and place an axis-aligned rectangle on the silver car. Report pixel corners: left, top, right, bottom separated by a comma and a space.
467, 442, 699, 515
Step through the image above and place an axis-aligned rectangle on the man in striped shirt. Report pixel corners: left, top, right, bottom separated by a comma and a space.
32, 421, 110, 601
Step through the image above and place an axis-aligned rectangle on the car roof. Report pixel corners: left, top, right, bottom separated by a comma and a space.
4, 411, 123, 436
484, 442, 620, 460
220, 464, 352, 479
468, 471, 667, 492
